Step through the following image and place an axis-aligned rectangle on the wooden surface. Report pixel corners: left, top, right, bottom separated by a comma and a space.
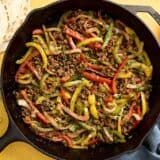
0, 0, 160, 159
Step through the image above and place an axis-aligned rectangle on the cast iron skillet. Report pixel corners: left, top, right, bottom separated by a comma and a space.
0, 0, 160, 159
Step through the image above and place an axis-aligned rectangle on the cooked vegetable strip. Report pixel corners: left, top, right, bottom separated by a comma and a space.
112, 56, 128, 94
113, 35, 123, 64
33, 35, 50, 55
70, 79, 90, 111
26, 61, 41, 80
20, 90, 49, 124
102, 22, 114, 49
26, 42, 48, 68
61, 104, 89, 121
16, 48, 33, 64
15, 10, 152, 149
130, 62, 152, 78
64, 26, 84, 41
88, 94, 98, 119
77, 37, 103, 47
82, 71, 111, 84
141, 92, 148, 117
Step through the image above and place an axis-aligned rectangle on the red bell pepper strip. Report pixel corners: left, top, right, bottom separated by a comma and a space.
127, 101, 136, 119
26, 61, 41, 80
60, 88, 69, 105
66, 35, 76, 49
15, 50, 40, 81
32, 29, 44, 35
20, 90, 49, 124
79, 53, 87, 63
105, 95, 113, 104
60, 75, 71, 83
111, 56, 128, 94
64, 26, 102, 50
60, 135, 73, 147
87, 63, 102, 71
82, 71, 111, 85
60, 105, 89, 121
87, 138, 98, 145
64, 26, 84, 41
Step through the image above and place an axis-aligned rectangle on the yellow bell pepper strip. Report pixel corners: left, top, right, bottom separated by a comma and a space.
112, 56, 128, 94
16, 48, 33, 64
125, 26, 135, 36
102, 22, 114, 49
33, 35, 50, 55
60, 104, 89, 122
142, 51, 151, 66
26, 42, 48, 69
113, 35, 123, 64
88, 94, 99, 119
135, 36, 144, 53
118, 71, 133, 79
20, 90, 49, 124
70, 79, 90, 111
141, 92, 149, 117
46, 27, 61, 32
26, 61, 41, 80
130, 62, 152, 78
77, 37, 103, 48
17, 74, 32, 84
117, 116, 122, 134
42, 25, 50, 45
82, 71, 111, 85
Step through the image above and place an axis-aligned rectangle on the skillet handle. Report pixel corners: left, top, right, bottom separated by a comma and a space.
0, 116, 29, 151
123, 5, 160, 25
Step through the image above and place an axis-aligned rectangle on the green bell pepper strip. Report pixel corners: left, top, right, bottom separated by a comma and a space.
81, 131, 96, 146
70, 79, 90, 112
63, 80, 82, 87
33, 35, 50, 55
42, 25, 50, 46
78, 122, 96, 131
113, 35, 123, 64
102, 22, 114, 49
31, 122, 54, 132
35, 96, 47, 105
77, 37, 103, 48
57, 10, 72, 27
141, 92, 149, 117
26, 42, 48, 68
109, 130, 126, 143
16, 48, 33, 64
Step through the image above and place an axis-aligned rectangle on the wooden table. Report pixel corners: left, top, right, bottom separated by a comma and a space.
0, 0, 160, 159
